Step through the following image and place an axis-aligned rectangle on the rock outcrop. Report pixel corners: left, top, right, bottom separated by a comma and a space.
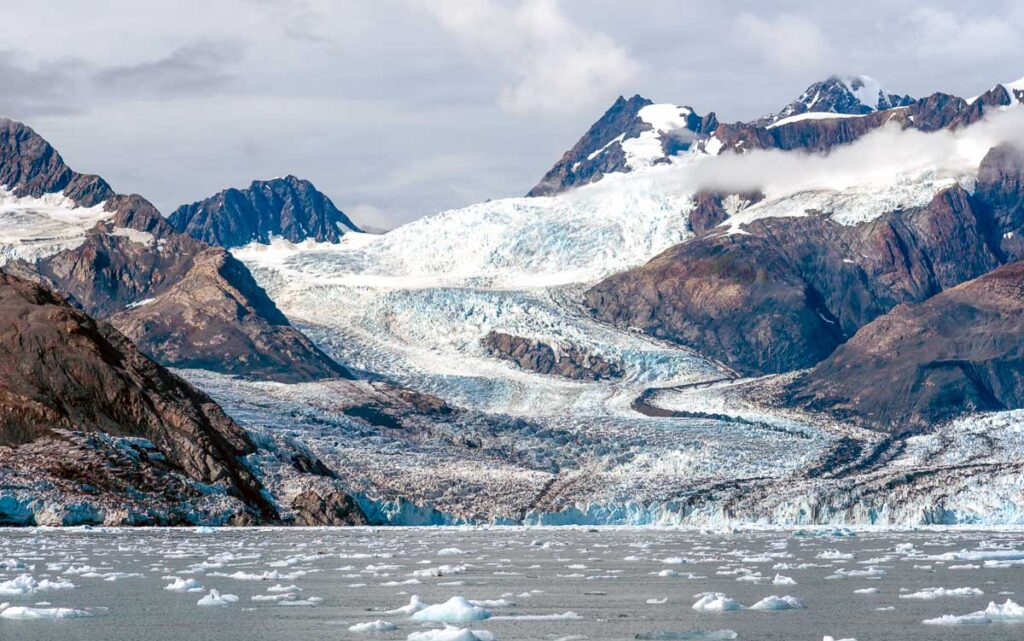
482, 331, 623, 381
785, 260, 1024, 430
0, 271, 276, 522
169, 175, 360, 248
290, 489, 368, 526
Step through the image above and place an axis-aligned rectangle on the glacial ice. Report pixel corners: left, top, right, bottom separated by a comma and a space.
749, 595, 804, 611
411, 597, 492, 623
406, 626, 496, 641
0, 605, 92, 620
922, 599, 1024, 625
197, 589, 239, 607
164, 577, 204, 593
692, 593, 743, 612
349, 620, 397, 632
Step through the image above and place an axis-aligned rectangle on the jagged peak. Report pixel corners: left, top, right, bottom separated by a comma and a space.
169, 174, 360, 248
767, 74, 915, 124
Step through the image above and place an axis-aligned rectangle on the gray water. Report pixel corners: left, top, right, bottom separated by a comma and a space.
0, 527, 1022, 641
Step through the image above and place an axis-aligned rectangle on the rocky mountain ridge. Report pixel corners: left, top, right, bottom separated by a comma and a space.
0, 119, 349, 383
169, 175, 360, 248
0, 272, 274, 525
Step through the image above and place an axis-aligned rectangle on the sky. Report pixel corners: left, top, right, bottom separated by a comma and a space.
2, 0, 1023, 230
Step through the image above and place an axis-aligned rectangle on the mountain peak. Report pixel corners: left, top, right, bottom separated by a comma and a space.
0, 117, 114, 207
766, 74, 915, 124
527, 94, 715, 197
169, 176, 361, 248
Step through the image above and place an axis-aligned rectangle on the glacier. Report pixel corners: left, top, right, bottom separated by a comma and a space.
175, 122, 1024, 527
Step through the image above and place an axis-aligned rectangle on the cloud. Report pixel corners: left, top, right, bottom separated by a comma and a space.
631, 107, 1024, 201
93, 41, 243, 98
897, 8, 1022, 62
734, 13, 833, 76
408, 0, 638, 116
0, 52, 86, 118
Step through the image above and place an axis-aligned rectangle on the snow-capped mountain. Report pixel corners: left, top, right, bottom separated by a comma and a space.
0, 118, 347, 384
764, 74, 915, 125
4, 72, 1024, 527
170, 175, 360, 249
527, 95, 718, 196
213, 72, 1024, 526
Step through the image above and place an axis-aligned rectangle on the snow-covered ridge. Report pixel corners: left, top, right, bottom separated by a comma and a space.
0, 187, 110, 265
766, 112, 861, 129
235, 166, 698, 290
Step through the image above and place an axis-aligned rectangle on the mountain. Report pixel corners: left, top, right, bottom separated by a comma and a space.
763, 74, 915, 125
585, 183, 1012, 375
0, 272, 275, 525
527, 94, 717, 197
0, 118, 350, 383
528, 75, 1024, 199
786, 260, 1024, 430
5, 71, 1024, 527
169, 175, 360, 248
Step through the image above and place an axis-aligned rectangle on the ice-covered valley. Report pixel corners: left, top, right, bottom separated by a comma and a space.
186, 129, 1024, 527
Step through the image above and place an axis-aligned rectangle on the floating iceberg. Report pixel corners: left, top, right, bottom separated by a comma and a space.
411, 597, 491, 623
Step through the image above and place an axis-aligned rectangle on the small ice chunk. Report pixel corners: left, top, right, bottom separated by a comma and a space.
164, 578, 204, 593
0, 606, 91, 620
406, 625, 495, 641
772, 574, 796, 586
692, 593, 743, 612
750, 595, 804, 611
349, 620, 397, 632
197, 589, 239, 607
387, 594, 426, 614
635, 632, 737, 640
922, 598, 1024, 625
900, 587, 983, 600
411, 597, 491, 623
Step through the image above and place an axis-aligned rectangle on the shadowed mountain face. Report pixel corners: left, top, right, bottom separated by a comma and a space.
169, 175, 360, 248
785, 260, 1024, 431
586, 185, 1010, 375
0, 118, 114, 206
0, 272, 276, 522
0, 119, 350, 383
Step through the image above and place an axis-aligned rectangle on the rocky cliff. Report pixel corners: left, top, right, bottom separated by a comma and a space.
785, 260, 1024, 430
169, 175, 360, 248
0, 271, 276, 524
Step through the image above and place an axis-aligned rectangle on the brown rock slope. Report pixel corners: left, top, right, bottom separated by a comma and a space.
0, 271, 276, 522
586, 185, 1007, 375
785, 261, 1024, 430
1, 117, 349, 383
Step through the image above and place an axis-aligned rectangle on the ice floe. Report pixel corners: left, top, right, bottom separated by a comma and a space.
411, 597, 491, 623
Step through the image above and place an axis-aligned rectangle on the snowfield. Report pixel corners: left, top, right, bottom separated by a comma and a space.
0, 188, 110, 265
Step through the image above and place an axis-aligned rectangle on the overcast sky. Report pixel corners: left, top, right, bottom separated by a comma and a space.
3, 0, 1022, 229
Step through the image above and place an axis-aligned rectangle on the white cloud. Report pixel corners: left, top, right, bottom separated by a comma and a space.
408, 0, 638, 116
897, 8, 1022, 61
734, 13, 833, 76
638, 107, 1024, 200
